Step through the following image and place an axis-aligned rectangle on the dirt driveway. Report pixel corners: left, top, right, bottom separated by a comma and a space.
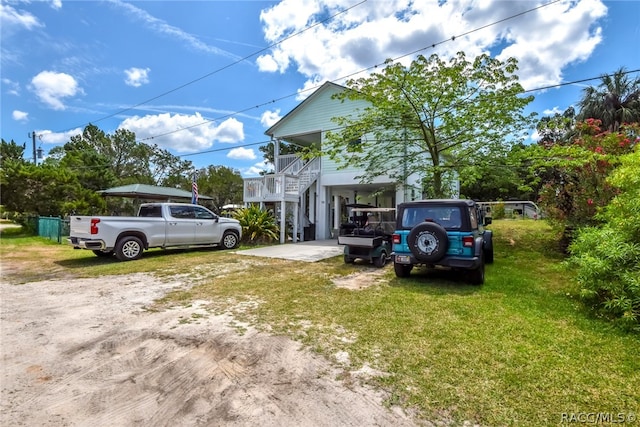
0, 265, 417, 426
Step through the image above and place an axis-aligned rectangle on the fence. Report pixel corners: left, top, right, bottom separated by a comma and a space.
38, 216, 70, 243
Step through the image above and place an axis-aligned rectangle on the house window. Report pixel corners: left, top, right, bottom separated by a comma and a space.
348, 137, 362, 148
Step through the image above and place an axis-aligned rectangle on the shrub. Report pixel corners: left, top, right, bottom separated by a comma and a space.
538, 121, 638, 230
232, 205, 279, 244
568, 146, 640, 331
492, 202, 506, 219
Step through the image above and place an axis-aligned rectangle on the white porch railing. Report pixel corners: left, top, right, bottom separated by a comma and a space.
276, 154, 299, 173
244, 156, 320, 203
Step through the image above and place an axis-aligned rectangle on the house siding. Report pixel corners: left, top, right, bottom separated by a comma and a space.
250, 81, 437, 242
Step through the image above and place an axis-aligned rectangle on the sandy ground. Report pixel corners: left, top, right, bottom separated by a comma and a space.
0, 263, 418, 426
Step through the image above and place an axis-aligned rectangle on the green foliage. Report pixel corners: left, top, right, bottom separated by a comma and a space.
232, 205, 279, 244
577, 67, 640, 132
323, 52, 535, 198
536, 120, 638, 229
492, 202, 506, 219
1, 139, 27, 163
568, 147, 640, 331
460, 143, 538, 201
195, 165, 244, 212
1, 124, 197, 217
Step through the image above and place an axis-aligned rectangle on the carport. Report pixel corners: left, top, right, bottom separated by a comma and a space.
98, 184, 213, 202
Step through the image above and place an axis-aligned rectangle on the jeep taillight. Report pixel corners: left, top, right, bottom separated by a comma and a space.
392, 234, 401, 244
90, 218, 100, 235
463, 236, 474, 247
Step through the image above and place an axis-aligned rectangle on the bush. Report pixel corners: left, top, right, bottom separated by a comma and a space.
232, 205, 279, 244
568, 146, 640, 331
492, 202, 506, 219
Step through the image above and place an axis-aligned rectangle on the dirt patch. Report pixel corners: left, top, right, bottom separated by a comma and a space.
0, 269, 416, 426
331, 267, 390, 290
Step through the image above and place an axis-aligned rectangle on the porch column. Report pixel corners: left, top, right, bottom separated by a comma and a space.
300, 196, 307, 241
274, 138, 280, 172
292, 201, 299, 243
333, 194, 340, 237
279, 200, 286, 244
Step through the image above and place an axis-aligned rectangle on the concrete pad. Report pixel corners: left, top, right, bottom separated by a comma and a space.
235, 239, 343, 262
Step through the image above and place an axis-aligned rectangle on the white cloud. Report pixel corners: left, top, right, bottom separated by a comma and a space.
38, 128, 84, 144
118, 113, 244, 153
3, 78, 21, 96
50, 0, 62, 10
256, 54, 279, 72
213, 117, 244, 143
12, 110, 28, 122
258, 0, 608, 92
110, 0, 242, 61
30, 71, 82, 110
260, 109, 281, 128
543, 106, 565, 116
227, 147, 257, 160
243, 160, 272, 177
0, 3, 44, 31
124, 67, 151, 87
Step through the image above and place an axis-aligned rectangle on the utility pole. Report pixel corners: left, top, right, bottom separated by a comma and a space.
29, 131, 37, 164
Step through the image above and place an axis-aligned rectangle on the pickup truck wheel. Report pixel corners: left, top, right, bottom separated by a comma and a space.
115, 236, 144, 261
221, 231, 239, 250
407, 222, 448, 263
394, 262, 413, 278
92, 250, 114, 258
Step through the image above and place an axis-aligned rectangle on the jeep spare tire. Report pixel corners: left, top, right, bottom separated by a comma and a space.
407, 222, 448, 262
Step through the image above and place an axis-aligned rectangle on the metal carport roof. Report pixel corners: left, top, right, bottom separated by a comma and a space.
98, 184, 213, 201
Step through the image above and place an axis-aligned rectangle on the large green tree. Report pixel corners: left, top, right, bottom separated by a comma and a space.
194, 165, 244, 212
577, 67, 640, 132
323, 52, 535, 198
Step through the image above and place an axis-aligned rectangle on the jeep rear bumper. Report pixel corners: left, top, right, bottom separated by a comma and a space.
393, 253, 482, 270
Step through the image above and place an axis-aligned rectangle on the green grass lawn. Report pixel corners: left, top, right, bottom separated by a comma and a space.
1, 220, 638, 425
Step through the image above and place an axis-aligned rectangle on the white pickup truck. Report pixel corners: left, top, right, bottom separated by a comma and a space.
68, 203, 242, 261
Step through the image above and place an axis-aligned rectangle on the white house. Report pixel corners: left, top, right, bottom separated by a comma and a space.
243, 81, 427, 243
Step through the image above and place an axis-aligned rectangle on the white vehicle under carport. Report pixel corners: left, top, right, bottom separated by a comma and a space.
337, 207, 396, 268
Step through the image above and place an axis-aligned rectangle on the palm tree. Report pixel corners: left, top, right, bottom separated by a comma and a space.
577, 67, 640, 131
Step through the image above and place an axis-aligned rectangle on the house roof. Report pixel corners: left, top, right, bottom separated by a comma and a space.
98, 184, 213, 201
264, 81, 347, 137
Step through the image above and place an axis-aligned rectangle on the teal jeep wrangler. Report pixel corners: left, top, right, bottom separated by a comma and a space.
392, 199, 493, 284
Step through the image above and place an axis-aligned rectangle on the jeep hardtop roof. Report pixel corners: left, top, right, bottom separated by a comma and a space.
398, 199, 477, 208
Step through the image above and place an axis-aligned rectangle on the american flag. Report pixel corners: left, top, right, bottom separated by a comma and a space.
191, 179, 198, 204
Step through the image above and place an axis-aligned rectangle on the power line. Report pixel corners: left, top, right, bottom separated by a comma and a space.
58, 0, 368, 133
50, 0, 558, 140
42, 0, 640, 167
157, 67, 640, 161
120, 0, 567, 146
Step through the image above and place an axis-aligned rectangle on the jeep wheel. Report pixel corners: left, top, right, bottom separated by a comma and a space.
344, 255, 354, 264
373, 250, 387, 268
407, 222, 448, 263
394, 262, 413, 278
468, 256, 485, 285
483, 230, 494, 264
115, 236, 144, 261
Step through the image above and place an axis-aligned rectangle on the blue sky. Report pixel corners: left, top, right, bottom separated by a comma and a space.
2, 0, 639, 177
